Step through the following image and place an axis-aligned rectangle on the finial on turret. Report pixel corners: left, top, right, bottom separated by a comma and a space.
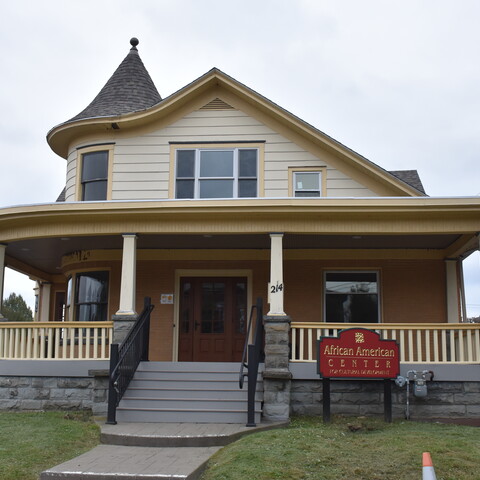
130, 37, 139, 50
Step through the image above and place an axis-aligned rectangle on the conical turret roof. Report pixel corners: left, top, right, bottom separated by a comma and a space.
68, 38, 161, 122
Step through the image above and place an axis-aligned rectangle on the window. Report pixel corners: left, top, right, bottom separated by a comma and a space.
74, 271, 109, 322
324, 271, 379, 323
294, 171, 322, 197
81, 151, 109, 200
175, 148, 258, 199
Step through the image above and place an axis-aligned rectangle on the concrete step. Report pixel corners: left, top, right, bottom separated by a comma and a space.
133, 370, 242, 381
139, 361, 249, 372
120, 396, 261, 411
116, 406, 262, 424
126, 386, 263, 400
128, 377, 253, 390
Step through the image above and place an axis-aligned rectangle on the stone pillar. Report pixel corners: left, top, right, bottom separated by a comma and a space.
263, 232, 291, 422
268, 233, 285, 315
445, 259, 460, 323
113, 234, 138, 343
263, 315, 292, 421
0, 244, 5, 319
39, 282, 52, 322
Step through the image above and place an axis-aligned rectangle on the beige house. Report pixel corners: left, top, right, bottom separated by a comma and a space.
1, 39, 479, 421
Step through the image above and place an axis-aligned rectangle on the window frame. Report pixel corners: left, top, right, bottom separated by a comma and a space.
288, 167, 326, 197
323, 270, 381, 323
76, 145, 114, 201
170, 143, 264, 199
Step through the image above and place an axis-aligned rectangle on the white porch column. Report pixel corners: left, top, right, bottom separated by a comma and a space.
0, 244, 5, 318
267, 233, 285, 316
116, 234, 137, 316
445, 259, 460, 323
39, 282, 52, 322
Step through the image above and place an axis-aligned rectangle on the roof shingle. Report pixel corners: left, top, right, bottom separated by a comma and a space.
68, 38, 161, 123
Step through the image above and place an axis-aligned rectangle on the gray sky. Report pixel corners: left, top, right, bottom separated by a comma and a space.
1, 0, 479, 316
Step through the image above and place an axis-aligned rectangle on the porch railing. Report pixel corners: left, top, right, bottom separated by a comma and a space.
107, 297, 154, 425
291, 322, 480, 364
0, 321, 113, 360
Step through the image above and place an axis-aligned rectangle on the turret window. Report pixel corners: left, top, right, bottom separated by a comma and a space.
81, 151, 109, 201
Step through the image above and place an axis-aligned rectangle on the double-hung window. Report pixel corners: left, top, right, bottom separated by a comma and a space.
175, 148, 258, 199
324, 271, 380, 323
81, 151, 109, 201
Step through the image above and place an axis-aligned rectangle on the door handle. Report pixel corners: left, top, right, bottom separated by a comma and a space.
194, 322, 200, 330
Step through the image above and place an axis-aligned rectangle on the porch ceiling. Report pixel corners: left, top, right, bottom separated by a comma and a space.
5, 232, 462, 278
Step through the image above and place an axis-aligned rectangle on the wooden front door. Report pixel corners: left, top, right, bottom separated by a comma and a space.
178, 277, 248, 362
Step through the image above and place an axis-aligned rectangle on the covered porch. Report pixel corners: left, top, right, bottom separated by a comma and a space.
1, 198, 479, 366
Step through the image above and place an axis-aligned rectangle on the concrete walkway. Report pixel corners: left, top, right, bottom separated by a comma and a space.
40, 421, 288, 480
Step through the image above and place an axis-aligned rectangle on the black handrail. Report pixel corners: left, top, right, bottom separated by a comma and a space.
106, 297, 154, 425
239, 297, 263, 427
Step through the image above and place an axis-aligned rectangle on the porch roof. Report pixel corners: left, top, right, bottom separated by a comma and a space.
1, 197, 479, 279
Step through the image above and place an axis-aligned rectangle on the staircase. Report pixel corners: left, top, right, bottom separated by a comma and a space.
115, 362, 263, 424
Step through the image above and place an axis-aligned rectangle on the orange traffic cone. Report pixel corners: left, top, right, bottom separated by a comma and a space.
422, 452, 437, 480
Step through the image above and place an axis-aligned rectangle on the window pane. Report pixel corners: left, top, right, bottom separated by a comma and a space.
201, 282, 225, 334
239, 150, 257, 177
326, 272, 377, 294
82, 152, 108, 181
83, 180, 107, 201
295, 191, 320, 197
295, 172, 320, 190
325, 294, 379, 323
76, 272, 109, 303
238, 179, 257, 197
199, 179, 233, 198
76, 304, 108, 322
200, 151, 233, 177
177, 150, 195, 177
176, 179, 194, 199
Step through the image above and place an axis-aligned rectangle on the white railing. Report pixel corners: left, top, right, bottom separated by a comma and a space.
291, 322, 480, 364
0, 322, 113, 360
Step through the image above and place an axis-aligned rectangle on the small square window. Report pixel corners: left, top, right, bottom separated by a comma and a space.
294, 171, 321, 197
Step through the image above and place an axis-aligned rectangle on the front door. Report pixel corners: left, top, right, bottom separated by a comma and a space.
178, 277, 248, 362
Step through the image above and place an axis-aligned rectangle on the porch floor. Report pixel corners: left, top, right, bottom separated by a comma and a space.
40, 421, 288, 480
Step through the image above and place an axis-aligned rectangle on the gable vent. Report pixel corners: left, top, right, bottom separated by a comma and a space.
200, 98, 235, 110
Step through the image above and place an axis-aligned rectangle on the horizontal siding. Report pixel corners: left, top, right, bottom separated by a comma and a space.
65, 150, 77, 201
64, 108, 379, 201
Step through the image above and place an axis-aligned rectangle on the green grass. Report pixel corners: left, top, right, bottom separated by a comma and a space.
201, 416, 480, 480
0, 411, 100, 480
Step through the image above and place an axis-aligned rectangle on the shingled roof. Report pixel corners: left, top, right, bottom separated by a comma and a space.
67, 38, 161, 123
389, 170, 426, 195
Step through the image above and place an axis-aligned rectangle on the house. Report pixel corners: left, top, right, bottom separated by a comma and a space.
1, 38, 479, 421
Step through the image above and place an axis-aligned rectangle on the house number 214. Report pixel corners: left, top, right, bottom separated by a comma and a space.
270, 282, 284, 294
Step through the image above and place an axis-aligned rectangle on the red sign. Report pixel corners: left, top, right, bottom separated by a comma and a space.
318, 328, 400, 379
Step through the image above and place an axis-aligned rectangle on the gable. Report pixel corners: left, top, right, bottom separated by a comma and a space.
55, 69, 425, 202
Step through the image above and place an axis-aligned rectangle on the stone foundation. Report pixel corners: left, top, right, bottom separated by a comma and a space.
291, 379, 480, 419
0, 371, 109, 416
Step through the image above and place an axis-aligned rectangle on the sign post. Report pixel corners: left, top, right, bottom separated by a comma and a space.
317, 328, 400, 422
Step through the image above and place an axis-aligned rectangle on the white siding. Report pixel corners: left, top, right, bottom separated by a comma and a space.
66, 108, 378, 201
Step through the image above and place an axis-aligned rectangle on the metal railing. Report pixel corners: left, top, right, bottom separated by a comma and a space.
0, 321, 113, 360
106, 297, 154, 424
291, 322, 480, 364
239, 297, 264, 427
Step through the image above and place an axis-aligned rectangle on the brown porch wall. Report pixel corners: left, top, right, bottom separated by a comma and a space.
283, 258, 446, 325
57, 256, 447, 361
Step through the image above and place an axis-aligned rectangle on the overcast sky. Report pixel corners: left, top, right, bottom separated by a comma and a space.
0, 0, 479, 316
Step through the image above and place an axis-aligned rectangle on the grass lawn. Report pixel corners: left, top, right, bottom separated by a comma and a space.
201, 416, 480, 480
0, 411, 100, 480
